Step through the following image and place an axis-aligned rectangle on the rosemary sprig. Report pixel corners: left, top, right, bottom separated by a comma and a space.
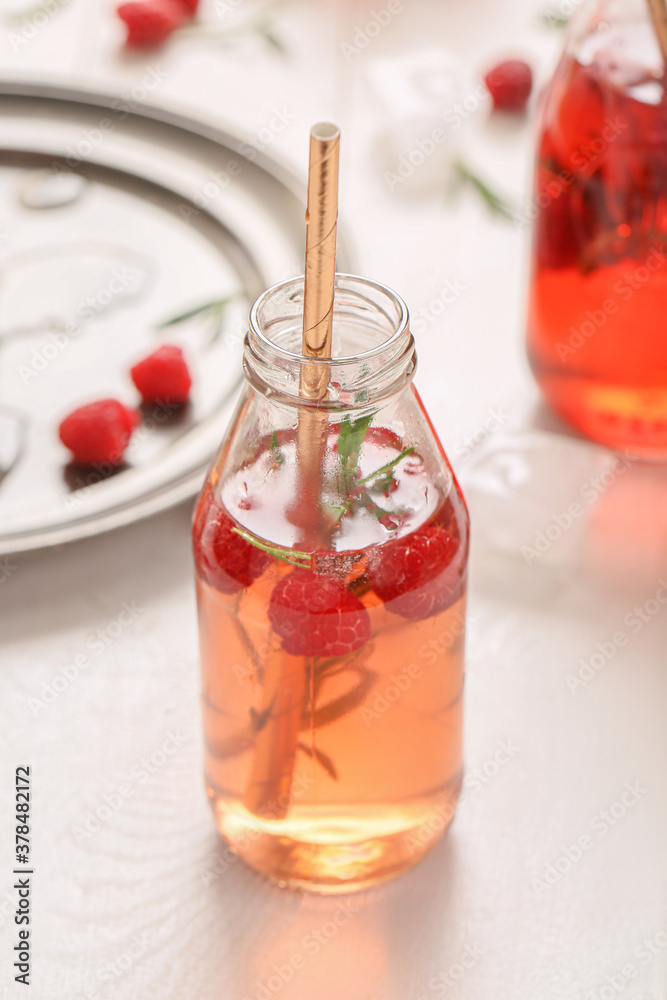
337, 412, 375, 477
323, 504, 347, 524
1, 0, 72, 24
451, 158, 517, 222
181, 13, 287, 56
297, 742, 339, 780
157, 294, 239, 344
357, 446, 415, 488
270, 431, 285, 466
250, 700, 275, 732
326, 445, 414, 528
254, 14, 287, 54
541, 9, 570, 28
232, 526, 311, 567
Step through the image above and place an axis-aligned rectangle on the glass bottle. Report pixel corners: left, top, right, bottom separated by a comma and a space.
527, 0, 667, 454
192, 274, 469, 893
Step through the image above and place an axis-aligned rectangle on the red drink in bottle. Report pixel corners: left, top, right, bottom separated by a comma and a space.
527, 4, 667, 454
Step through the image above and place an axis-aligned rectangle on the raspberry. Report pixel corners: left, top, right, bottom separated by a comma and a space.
268, 568, 371, 658
117, 1, 188, 47
484, 60, 533, 112
130, 345, 192, 406
179, 0, 199, 10
367, 521, 463, 621
193, 496, 270, 594
59, 399, 139, 466
363, 426, 404, 451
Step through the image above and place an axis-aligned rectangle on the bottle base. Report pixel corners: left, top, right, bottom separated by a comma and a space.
206, 775, 461, 894
532, 368, 667, 458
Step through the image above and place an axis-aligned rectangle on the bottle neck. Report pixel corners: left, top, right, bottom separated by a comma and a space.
567, 0, 663, 73
243, 274, 416, 411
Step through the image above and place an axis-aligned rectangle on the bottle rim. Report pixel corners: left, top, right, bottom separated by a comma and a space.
244, 273, 415, 408
249, 272, 410, 363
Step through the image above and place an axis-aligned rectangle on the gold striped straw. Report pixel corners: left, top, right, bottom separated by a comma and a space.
301, 122, 340, 399
242, 124, 341, 819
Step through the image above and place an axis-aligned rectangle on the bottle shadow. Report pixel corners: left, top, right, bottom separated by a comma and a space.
200, 828, 461, 1000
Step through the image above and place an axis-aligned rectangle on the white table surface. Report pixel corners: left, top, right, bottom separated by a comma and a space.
1, 1, 667, 998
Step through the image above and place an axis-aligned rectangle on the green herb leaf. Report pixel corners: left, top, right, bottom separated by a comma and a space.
541, 9, 570, 29
368, 502, 398, 525
180, 12, 287, 55
270, 430, 285, 466
323, 504, 347, 524
157, 295, 237, 330
250, 700, 275, 732
297, 741, 339, 780
2, 0, 72, 24
258, 21, 287, 56
337, 412, 375, 475
452, 159, 517, 222
357, 446, 415, 488
232, 526, 311, 567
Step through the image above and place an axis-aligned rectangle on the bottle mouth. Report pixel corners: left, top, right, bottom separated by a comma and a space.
244, 273, 416, 408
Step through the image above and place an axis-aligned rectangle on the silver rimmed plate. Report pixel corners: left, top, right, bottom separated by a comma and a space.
0, 81, 353, 555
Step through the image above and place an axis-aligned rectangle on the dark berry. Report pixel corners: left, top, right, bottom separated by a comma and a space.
59, 399, 138, 466
130, 344, 192, 406
117, 1, 188, 47
193, 496, 270, 594
367, 521, 463, 620
535, 176, 581, 269
485, 60, 533, 112
268, 568, 371, 658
